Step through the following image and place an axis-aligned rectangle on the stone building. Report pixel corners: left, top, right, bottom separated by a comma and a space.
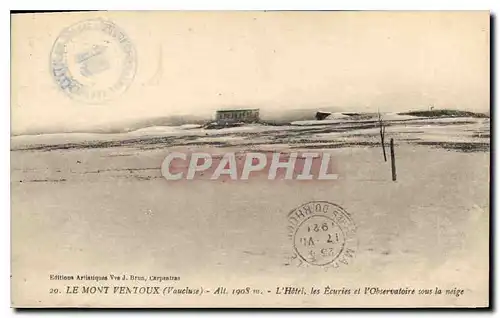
215, 109, 260, 123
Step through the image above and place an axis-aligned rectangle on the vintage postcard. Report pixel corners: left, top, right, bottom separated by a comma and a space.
10, 11, 490, 308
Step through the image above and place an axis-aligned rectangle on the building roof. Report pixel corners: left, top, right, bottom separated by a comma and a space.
216, 108, 259, 112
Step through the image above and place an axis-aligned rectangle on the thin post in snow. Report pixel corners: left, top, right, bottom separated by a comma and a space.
378, 110, 387, 162
390, 138, 397, 181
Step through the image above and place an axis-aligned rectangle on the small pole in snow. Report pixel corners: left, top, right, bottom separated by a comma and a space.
390, 138, 397, 181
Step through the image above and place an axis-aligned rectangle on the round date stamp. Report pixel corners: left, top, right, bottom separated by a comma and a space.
50, 18, 137, 104
287, 201, 357, 268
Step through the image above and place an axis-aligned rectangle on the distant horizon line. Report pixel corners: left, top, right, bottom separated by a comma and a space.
11, 108, 489, 137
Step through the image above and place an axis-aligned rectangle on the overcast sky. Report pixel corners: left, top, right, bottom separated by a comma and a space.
12, 11, 489, 134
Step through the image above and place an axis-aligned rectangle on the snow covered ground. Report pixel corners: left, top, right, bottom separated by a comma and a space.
10, 115, 490, 307
11, 115, 489, 151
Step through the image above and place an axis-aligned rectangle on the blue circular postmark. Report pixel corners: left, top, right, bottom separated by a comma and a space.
50, 18, 137, 104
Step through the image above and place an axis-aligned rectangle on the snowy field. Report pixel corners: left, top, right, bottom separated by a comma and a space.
11, 115, 490, 307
